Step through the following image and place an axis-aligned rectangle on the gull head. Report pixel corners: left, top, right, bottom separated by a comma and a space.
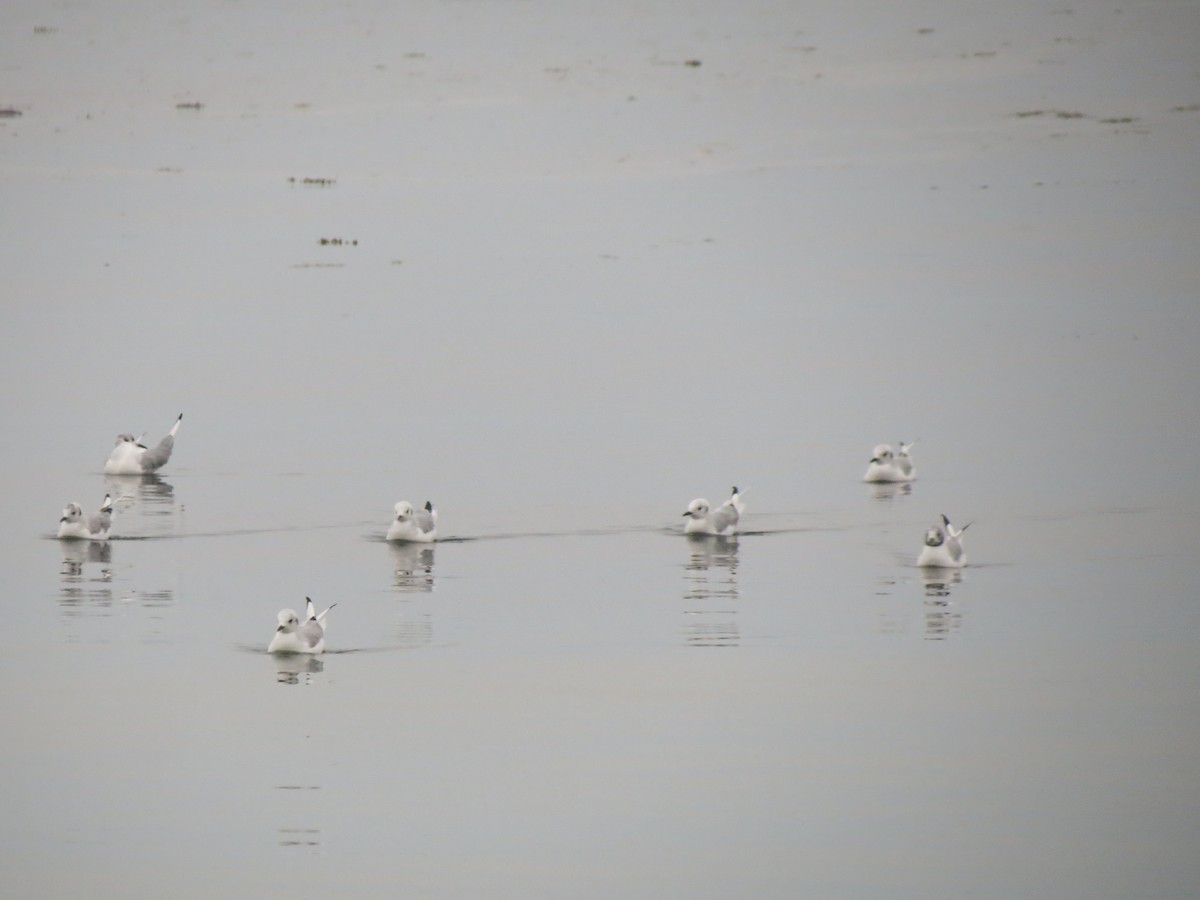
276, 609, 301, 633
924, 527, 945, 548
394, 501, 416, 523
870, 444, 894, 464
684, 499, 710, 519
60, 502, 82, 524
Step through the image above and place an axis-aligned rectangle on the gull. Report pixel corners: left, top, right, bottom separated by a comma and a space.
895, 440, 917, 481
105, 413, 182, 475
683, 486, 744, 536
268, 597, 335, 654
916, 514, 969, 568
863, 441, 916, 483
57, 494, 114, 540
386, 500, 438, 543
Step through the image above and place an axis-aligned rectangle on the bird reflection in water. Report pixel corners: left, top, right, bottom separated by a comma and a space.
104, 474, 179, 538
105, 473, 176, 506
682, 535, 740, 648
389, 542, 436, 593
868, 481, 913, 502
59, 540, 113, 611
921, 568, 963, 640
275, 654, 325, 685
388, 543, 436, 648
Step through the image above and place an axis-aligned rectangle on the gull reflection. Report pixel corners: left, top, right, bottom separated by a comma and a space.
389, 542, 436, 593
274, 654, 325, 685
59, 540, 113, 611
921, 568, 963, 640
104, 474, 180, 540
60, 538, 111, 575
868, 481, 913, 501
682, 535, 740, 648
277, 826, 321, 849
105, 473, 176, 509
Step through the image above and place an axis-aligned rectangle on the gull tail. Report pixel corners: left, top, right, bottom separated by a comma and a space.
306, 596, 336, 623
941, 514, 970, 538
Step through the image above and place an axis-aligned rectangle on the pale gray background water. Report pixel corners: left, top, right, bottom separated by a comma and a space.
3, 2, 1199, 897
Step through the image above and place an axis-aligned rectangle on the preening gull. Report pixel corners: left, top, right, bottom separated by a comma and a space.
105, 413, 182, 475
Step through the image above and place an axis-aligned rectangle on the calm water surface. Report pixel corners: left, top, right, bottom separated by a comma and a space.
3, 2, 1199, 897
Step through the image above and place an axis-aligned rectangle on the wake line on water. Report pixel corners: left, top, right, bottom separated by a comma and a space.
42, 520, 377, 542
366, 523, 847, 543
234, 643, 400, 656
45, 521, 845, 544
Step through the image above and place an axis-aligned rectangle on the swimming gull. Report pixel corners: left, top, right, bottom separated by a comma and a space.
863, 441, 917, 483
268, 597, 336, 654
916, 514, 969, 568
683, 486, 744, 536
57, 494, 114, 541
386, 500, 438, 543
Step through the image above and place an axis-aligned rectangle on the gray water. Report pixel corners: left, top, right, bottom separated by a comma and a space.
3, 2, 1199, 897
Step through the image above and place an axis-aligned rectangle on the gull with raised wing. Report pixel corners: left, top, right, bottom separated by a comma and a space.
268, 597, 336, 654
863, 441, 917, 483
105, 413, 182, 475
57, 494, 114, 541
683, 486, 744, 536
916, 514, 969, 568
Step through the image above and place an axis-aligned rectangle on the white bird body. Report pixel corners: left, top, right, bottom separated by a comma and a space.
895, 441, 917, 480
268, 597, 335, 654
683, 487, 744, 536
386, 500, 438, 543
105, 413, 182, 475
864, 441, 917, 483
57, 494, 114, 540
916, 514, 968, 568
